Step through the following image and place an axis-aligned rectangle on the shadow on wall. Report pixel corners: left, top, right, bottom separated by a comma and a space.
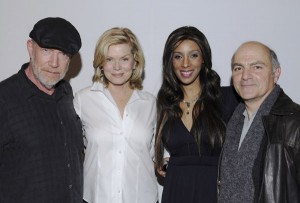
64, 53, 82, 82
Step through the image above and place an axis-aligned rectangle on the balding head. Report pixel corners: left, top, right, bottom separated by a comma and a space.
232, 41, 280, 73
231, 41, 281, 113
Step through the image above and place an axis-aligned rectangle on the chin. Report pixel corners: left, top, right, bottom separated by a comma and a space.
241, 94, 257, 101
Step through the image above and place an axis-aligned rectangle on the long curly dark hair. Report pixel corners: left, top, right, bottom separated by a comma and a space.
155, 26, 226, 168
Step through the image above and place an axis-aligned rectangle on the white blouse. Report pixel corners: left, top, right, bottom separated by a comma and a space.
74, 82, 158, 203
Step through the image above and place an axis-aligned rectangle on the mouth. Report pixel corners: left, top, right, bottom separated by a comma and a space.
44, 69, 60, 75
240, 83, 256, 89
112, 73, 124, 78
180, 70, 193, 78
241, 83, 255, 86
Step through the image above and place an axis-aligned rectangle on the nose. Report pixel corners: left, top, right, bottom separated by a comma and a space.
183, 57, 190, 68
113, 61, 120, 71
241, 68, 251, 80
49, 52, 59, 68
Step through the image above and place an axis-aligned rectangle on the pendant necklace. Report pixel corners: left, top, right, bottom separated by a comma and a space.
182, 98, 198, 115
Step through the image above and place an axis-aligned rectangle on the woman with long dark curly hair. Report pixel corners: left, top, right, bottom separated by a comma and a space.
155, 26, 238, 203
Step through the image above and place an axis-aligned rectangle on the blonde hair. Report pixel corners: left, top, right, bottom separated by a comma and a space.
92, 27, 145, 89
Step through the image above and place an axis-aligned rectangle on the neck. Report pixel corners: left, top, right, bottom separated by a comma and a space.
107, 83, 132, 95
183, 91, 200, 103
107, 83, 133, 118
183, 87, 200, 101
244, 86, 275, 119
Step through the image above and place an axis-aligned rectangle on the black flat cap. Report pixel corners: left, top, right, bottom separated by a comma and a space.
29, 17, 81, 55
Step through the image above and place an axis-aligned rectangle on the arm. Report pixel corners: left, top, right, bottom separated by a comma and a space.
156, 150, 170, 177
293, 120, 300, 186
0, 100, 9, 166
73, 92, 87, 148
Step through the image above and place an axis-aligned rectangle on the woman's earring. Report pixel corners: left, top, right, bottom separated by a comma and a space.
96, 67, 104, 77
95, 67, 101, 77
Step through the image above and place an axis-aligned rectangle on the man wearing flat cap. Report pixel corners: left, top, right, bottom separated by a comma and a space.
0, 17, 84, 202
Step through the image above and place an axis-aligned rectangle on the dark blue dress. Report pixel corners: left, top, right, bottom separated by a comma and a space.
161, 86, 239, 203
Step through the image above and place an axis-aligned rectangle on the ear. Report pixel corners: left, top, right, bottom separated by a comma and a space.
27, 39, 34, 59
273, 67, 281, 83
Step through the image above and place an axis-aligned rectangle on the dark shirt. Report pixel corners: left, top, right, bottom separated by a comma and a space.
0, 63, 84, 203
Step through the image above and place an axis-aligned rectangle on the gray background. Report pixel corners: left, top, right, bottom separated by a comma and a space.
1, 0, 299, 102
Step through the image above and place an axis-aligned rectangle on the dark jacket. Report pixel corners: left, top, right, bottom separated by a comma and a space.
258, 90, 300, 202
0, 64, 84, 202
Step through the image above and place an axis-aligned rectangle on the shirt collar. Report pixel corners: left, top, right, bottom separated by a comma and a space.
243, 109, 257, 121
90, 82, 149, 102
90, 81, 106, 92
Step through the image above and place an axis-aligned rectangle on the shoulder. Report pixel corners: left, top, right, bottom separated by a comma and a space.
0, 72, 23, 102
272, 89, 300, 115
0, 73, 19, 91
220, 86, 241, 107
136, 90, 156, 102
133, 90, 157, 116
221, 86, 239, 99
73, 86, 95, 106
58, 80, 73, 95
267, 91, 300, 145
221, 86, 241, 123
74, 86, 93, 96
0, 63, 29, 96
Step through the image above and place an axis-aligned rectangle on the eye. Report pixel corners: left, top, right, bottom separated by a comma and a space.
122, 57, 129, 61
173, 54, 182, 60
233, 66, 242, 72
40, 48, 52, 56
106, 58, 112, 62
58, 51, 71, 59
190, 53, 199, 58
253, 65, 262, 70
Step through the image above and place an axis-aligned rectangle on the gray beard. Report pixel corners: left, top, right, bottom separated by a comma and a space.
31, 63, 66, 90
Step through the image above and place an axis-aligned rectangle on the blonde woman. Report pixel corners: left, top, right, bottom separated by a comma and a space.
74, 27, 158, 203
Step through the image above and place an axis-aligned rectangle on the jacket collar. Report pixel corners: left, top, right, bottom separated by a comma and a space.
269, 86, 299, 116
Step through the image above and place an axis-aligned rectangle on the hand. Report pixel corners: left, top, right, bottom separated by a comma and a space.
157, 157, 169, 177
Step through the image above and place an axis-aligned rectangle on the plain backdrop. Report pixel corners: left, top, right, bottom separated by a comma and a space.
1, 0, 299, 202
1, 1, 300, 102
0, 0, 300, 103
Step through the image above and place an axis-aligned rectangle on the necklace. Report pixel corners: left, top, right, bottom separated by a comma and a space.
182, 98, 198, 115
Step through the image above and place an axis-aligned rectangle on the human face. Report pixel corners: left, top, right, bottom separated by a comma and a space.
172, 40, 203, 87
27, 40, 70, 90
103, 43, 135, 88
232, 42, 280, 108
